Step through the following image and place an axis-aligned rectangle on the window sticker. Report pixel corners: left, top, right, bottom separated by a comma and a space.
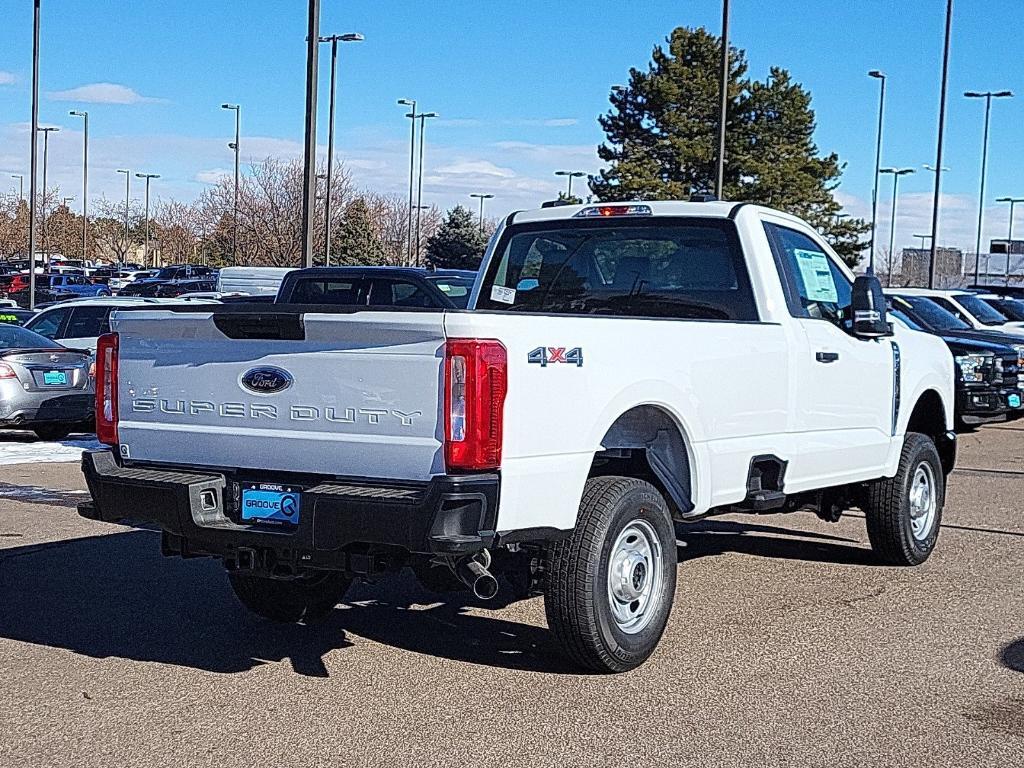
794, 248, 838, 303
490, 285, 516, 304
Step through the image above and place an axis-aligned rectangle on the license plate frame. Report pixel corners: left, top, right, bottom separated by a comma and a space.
240, 483, 302, 525
42, 370, 68, 386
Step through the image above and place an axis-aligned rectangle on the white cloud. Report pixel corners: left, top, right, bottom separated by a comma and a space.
194, 168, 231, 184
536, 118, 578, 127
434, 160, 516, 178
0, 71, 16, 86
47, 83, 163, 105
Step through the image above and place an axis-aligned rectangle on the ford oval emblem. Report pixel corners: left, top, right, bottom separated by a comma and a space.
240, 366, 293, 395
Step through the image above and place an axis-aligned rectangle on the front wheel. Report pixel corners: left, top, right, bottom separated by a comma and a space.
864, 432, 944, 566
227, 570, 351, 623
544, 476, 677, 673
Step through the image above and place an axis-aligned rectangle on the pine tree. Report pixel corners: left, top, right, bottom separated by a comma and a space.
425, 205, 488, 270
333, 197, 384, 266
591, 27, 867, 266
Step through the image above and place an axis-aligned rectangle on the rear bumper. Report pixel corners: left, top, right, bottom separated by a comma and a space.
0, 390, 93, 426
78, 450, 499, 567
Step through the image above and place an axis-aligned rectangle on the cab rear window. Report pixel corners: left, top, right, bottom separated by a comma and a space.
477, 217, 757, 320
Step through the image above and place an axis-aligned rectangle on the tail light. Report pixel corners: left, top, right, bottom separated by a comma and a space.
444, 339, 507, 471
0, 363, 17, 379
95, 333, 119, 446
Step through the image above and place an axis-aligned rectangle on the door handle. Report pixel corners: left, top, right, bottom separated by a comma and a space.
815, 351, 840, 364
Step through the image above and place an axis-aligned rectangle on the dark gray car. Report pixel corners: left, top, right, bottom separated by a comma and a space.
0, 324, 93, 440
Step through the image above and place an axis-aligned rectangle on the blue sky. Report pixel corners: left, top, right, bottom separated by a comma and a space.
1, 0, 1023, 254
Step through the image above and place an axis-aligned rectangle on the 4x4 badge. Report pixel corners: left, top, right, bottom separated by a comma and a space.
528, 347, 583, 367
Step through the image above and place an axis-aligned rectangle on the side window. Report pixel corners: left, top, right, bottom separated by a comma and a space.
25, 308, 70, 339
367, 279, 432, 308
287, 279, 363, 305
764, 223, 851, 326
930, 297, 968, 323
65, 307, 111, 339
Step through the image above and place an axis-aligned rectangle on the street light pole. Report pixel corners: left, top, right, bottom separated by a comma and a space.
555, 170, 586, 199
135, 173, 159, 267
965, 90, 1013, 284
221, 103, 241, 265
116, 169, 130, 269
880, 167, 915, 286
38, 126, 59, 266
299, 0, 321, 269
469, 193, 494, 232
414, 111, 437, 266
28, 0, 40, 310
928, 0, 954, 289
715, 0, 730, 199
318, 33, 363, 267
996, 197, 1024, 287
11, 175, 24, 201
69, 110, 89, 260
915, 234, 932, 251
867, 70, 887, 274
398, 99, 417, 265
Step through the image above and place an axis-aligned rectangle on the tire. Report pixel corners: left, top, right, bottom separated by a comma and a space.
227, 570, 351, 623
864, 432, 944, 566
544, 476, 677, 673
33, 424, 73, 441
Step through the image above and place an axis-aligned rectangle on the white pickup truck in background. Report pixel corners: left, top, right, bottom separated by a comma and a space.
79, 200, 955, 672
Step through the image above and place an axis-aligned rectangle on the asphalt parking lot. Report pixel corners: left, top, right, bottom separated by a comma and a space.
1, 427, 1022, 767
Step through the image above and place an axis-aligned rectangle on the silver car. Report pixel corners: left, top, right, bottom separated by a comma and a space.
0, 324, 93, 441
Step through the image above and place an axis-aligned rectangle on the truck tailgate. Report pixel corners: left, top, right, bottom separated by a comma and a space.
111, 308, 445, 480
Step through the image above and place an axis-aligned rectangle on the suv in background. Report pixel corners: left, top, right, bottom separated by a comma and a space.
897, 288, 1024, 336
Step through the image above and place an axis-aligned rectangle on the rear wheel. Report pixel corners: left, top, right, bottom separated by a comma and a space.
865, 432, 944, 566
544, 476, 677, 673
227, 571, 351, 623
33, 424, 73, 441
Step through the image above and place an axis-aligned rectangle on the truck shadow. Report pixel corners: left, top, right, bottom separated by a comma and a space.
0, 530, 568, 677
0, 519, 879, 677
676, 517, 877, 566
1001, 639, 1024, 673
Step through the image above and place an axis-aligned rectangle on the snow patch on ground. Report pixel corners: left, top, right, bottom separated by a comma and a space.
0, 432, 102, 466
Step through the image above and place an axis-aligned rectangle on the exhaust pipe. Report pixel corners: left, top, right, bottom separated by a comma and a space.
456, 552, 499, 600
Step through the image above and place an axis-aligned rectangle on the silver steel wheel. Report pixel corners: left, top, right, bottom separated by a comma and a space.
606, 519, 663, 635
908, 461, 937, 541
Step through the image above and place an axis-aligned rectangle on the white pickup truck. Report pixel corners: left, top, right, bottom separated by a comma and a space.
79, 200, 955, 672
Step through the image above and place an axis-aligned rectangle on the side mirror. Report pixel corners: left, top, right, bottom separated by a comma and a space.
850, 274, 893, 338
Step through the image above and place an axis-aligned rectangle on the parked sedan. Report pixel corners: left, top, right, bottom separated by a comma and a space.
0, 324, 93, 440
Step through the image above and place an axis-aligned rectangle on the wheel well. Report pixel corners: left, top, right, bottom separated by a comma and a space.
590, 406, 694, 517
907, 389, 954, 475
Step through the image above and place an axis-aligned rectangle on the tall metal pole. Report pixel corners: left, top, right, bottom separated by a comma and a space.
881, 168, 914, 285
117, 169, 130, 269
12, 175, 24, 201
965, 90, 1013, 285
324, 37, 338, 266
399, 99, 417, 264
136, 173, 159, 267
714, 0, 730, 199
39, 127, 58, 266
70, 110, 89, 260
1007, 199, 1017, 288
928, 0, 954, 289
470, 193, 493, 232
221, 104, 241, 265
415, 112, 437, 266
299, 0, 321, 269
28, 0, 40, 310
868, 71, 886, 275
